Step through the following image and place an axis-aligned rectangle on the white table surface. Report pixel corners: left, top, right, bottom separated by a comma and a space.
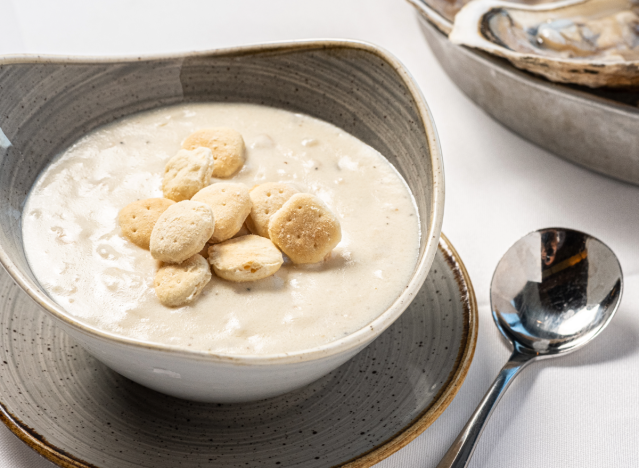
1, 0, 638, 467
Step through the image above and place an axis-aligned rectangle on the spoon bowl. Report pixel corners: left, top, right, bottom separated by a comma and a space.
438, 228, 623, 468
491, 228, 623, 357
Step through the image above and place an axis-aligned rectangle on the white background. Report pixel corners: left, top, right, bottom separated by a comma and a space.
1, 0, 638, 467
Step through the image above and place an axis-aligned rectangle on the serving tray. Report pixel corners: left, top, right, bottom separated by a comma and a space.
411, 0, 639, 186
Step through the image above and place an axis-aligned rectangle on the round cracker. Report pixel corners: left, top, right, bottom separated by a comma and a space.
192, 182, 251, 243
208, 235, 283, 282
246, 182, 299, 238
268, 193, 342, 264
154, 254, 212, 307
150, 200, 215, 264
163, 147, 214, 202
119, 198, 175, 249
182, 128, 245, 178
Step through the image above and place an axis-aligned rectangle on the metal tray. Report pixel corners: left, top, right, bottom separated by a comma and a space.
409, 0, 639, 185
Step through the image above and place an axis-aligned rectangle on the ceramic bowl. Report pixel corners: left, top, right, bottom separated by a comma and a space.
0, 40, 444, 402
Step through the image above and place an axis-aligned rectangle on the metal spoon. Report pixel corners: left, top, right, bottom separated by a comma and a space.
437, 227, 623, 468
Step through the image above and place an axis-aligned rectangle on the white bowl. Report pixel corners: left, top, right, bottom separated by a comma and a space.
0, 40, 444, 402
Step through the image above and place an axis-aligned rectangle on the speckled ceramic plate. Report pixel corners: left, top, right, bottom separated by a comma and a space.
0, 234, 477, 468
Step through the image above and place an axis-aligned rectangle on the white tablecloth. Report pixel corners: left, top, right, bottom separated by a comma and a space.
1, 1, 638, 466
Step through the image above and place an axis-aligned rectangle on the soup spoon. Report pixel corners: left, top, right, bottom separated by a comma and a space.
437, 228, 623, 468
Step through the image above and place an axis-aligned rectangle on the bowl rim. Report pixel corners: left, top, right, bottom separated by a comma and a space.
0, 38, 445, 365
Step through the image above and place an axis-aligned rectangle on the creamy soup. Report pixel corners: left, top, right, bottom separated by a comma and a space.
22, 103, 420, 355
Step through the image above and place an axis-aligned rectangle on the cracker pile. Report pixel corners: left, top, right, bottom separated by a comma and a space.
118, 128, 342, 308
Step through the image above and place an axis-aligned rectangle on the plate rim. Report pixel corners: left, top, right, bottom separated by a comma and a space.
0, 232, 478, 468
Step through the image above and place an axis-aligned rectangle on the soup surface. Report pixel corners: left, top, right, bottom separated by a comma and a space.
22, 103, 420, 355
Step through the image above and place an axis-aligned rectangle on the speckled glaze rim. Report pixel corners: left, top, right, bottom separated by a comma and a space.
0, 233, 477, 468
0, 39, 445, 366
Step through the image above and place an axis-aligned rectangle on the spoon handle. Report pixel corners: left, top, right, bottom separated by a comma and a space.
436, 351, 534, 468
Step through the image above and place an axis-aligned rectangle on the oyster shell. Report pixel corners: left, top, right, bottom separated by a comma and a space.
449, 0, 639, 87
